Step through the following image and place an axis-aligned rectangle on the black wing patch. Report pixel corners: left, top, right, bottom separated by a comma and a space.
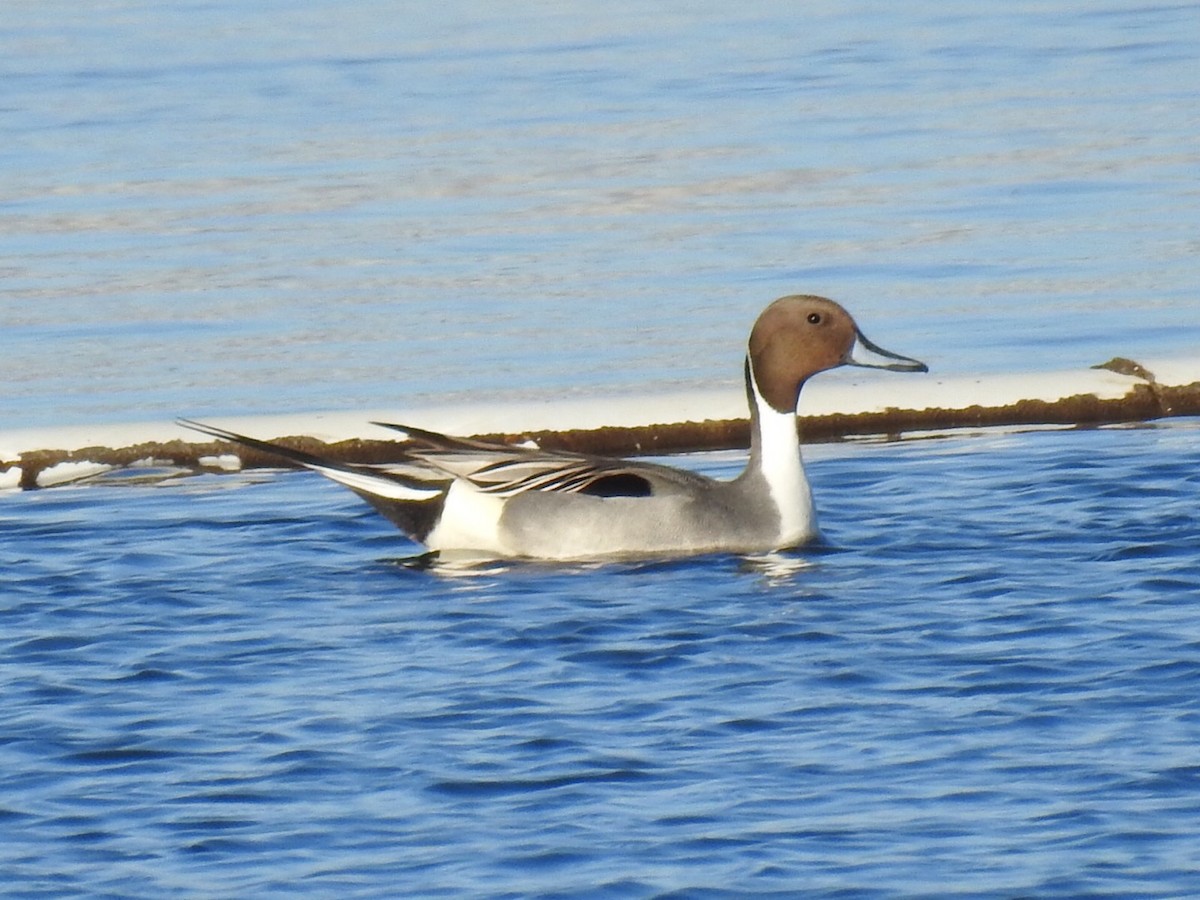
577, 472, 654, 498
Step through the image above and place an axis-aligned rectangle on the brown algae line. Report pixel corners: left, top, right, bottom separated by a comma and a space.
7, 372, 1200, 490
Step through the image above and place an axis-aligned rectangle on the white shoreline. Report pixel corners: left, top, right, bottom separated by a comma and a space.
2, 357, 1197, 491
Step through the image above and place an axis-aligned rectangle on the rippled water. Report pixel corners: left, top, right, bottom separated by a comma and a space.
4, 1, 1200, 895
4, 422, 1200, 896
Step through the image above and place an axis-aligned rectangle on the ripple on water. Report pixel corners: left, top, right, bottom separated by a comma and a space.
2, 422, 1200, 895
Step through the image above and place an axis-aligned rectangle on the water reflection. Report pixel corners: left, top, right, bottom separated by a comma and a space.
385, 544, 819, 587
737, 550, 817, 584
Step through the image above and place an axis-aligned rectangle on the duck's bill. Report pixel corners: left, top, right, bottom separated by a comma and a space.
846, 330, 929, 373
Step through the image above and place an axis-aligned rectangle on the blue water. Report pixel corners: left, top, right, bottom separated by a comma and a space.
2, 0, 1199, 429
4, 422, 1200, 896
4, 2, 1200, 895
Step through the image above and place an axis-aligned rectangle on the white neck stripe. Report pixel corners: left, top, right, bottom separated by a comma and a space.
749, 366, 815, 544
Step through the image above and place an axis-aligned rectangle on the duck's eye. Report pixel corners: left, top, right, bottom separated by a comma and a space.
807, 312, 822, 325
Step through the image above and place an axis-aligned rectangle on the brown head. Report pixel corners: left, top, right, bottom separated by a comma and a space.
747, 295, 927, 413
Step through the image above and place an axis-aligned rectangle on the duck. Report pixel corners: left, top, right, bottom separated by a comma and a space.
180, 295, 926, 560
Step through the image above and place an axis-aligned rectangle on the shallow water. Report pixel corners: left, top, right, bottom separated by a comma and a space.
4, 421, 1200, 896
3, 0, 1199, 429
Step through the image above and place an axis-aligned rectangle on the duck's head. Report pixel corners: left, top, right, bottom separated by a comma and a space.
747, 294, 928, 414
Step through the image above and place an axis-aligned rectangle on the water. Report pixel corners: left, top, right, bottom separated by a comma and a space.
2, 0, 1198, 429
4, 422, 1200, 896
4, 2, 1200, 895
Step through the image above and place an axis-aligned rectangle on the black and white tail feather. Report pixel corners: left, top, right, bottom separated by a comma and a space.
178, 419, 681, 545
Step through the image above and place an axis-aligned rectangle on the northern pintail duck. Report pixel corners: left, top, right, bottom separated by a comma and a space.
182, 295, 926, 560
